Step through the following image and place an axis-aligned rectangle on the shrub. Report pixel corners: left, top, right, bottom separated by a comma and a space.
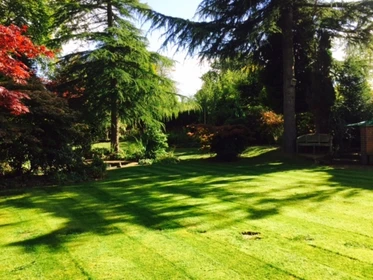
108, 150, 126, 160
122, 140, 146, 161
187, 124, 252, 160
138, 158, 154, 165
0, 87, 91, 175
90, 147, 111, 159
260, 110, 284, 144
0, 161, 12, 176
210, 125, 251, 160
86, 156, 107, 179
296, 112, 315, 135
141, 125, 169, 159
154, 151, 180, 164
49, 156, 107, 185
167, 128, 199, 148
187, 124, 215, 152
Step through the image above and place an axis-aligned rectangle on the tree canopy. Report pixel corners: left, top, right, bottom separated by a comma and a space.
144, 0, 373, 152
0, 24, 53, 114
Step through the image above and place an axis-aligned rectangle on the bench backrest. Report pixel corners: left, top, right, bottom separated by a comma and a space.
297, 133, 332, 144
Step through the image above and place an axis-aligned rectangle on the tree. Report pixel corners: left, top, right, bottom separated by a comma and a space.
330, 56, 373, 150
195, 67, 253, 125
52, 0, 179, 153
0, 78, 87, 175
0, 0, 52, 45
0, 24, 53, 114
144, 0, 373, 153
333, 56, 373, 124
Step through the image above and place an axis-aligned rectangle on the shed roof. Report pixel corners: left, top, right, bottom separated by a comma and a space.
346, 120, 373, 127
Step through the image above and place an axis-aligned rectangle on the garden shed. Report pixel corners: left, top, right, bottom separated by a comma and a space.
347, 120, 373, 164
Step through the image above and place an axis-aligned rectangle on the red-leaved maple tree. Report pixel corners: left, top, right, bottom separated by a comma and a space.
0, 24, 53, 114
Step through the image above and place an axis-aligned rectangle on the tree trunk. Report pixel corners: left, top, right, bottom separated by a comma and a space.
203, 106, 207, 124
110, 94, 119, 153
281, 4, 296, 153
107, 0, 119, 153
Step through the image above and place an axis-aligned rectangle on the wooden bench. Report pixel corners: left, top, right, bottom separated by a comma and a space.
103, 160, 129, 168
296, 133, 333, 154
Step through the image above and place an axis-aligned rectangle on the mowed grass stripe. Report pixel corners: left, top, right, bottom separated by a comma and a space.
38, 189, 195, 280
104, 162, 373, 237
107, 163, 373, 240
2, 190, 192, 279
0, 195, 89, 279
140, 229, 301, 280
87, 168, 373, 278
83, 177, 302, 278
200, 229, 365, 280
65, 231, 192, 279
245, 215, 373, 275
30, 185, 286, 279
132, 163, 373, 231
104, 160, 372, 278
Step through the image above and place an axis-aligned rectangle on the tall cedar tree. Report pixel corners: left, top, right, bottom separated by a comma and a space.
52, 0, 177, 153
144, 0, 373, 153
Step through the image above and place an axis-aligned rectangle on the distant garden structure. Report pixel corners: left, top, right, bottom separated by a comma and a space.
347, 121, 373, 165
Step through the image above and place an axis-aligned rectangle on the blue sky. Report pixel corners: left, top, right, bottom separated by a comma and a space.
142, 0, 210, 97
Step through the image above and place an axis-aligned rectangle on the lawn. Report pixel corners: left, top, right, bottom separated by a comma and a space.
1, 147, 373, 279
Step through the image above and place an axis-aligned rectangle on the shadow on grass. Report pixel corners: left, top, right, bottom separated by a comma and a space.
2, 147, 373, 252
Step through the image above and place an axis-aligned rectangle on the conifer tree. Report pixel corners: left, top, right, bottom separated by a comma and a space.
53, 0, 178, 152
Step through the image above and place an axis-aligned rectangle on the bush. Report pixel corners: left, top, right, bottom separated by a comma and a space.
296, 112, 315, 135
86, 156, 107, 179
154, 151, 180, 164
188, 124, 252, 160
0, 161, 12, 176
123, 140, 146, 161
187, 124, 215, 152
167, 128, 199, 148
241, 106, 284, 145
210, 125, 251, 160
90, 147, 111, 159
138, 158, 154, 165
138, 151, 180, 166
0, 87, 91, 175
50, 156, 107, 185
141, 125, 169, 159
260, 110, 284, 144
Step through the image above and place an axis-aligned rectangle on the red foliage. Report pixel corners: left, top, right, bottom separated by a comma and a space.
260, 110, 284, 142
0, 87, 30, 114
187, 124, 215, 151
0, 24, 53, 114
260, 111, 283, 127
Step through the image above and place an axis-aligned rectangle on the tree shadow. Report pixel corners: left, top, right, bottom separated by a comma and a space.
2, 147, 372, 252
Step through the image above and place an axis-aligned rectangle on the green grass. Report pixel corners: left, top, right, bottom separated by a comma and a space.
1, 147, 373, 279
